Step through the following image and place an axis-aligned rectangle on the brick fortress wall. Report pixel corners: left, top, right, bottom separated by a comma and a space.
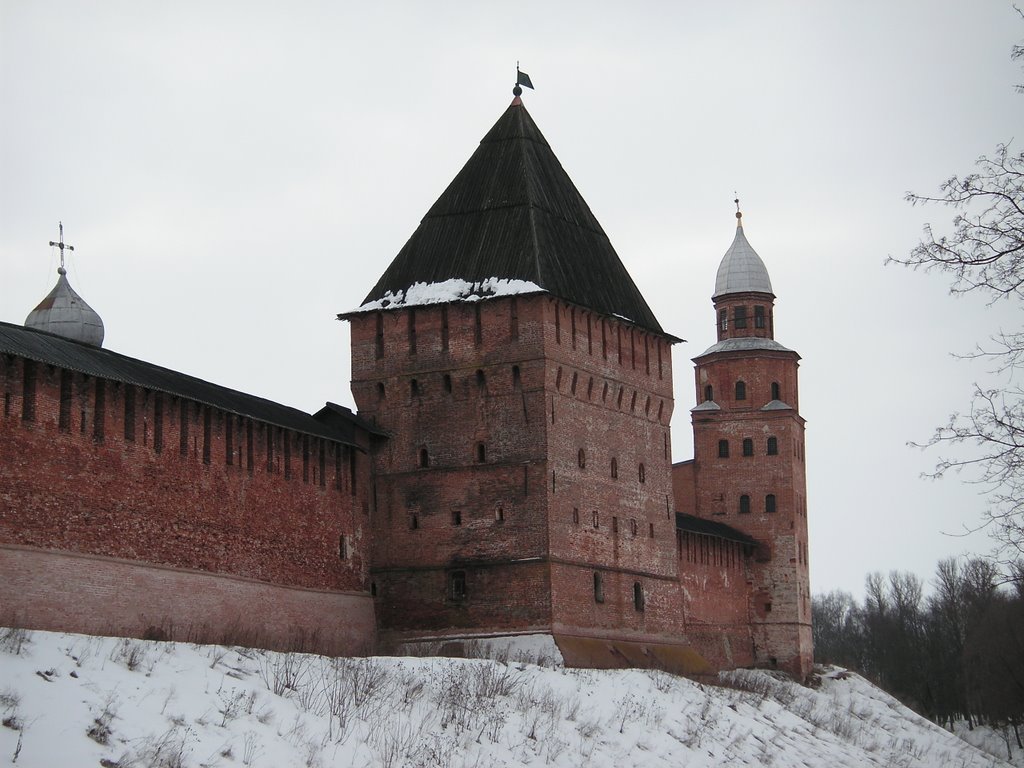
671, 459, 757, 671
0, 354, 375, 654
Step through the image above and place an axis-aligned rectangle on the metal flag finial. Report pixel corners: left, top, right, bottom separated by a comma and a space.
513, 63, 534, 97
48, 221, 75, 272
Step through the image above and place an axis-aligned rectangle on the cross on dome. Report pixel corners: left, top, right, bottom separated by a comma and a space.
49, 221, 74, 273
24, 222, 105, 347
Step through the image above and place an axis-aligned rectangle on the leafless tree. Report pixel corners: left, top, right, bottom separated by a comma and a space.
889, 22, 1024, 561
815, 557, 1019, 733
812, 589, 865, 668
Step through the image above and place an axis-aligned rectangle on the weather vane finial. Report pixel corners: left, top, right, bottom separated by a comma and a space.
48, 221, 74, 273
513, 62, 534, 98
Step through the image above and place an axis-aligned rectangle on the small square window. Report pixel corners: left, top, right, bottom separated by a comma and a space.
452, 510, 462, 526
734, 306, 747, 329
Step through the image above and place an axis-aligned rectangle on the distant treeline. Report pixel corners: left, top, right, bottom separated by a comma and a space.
813, 558, 1023, 741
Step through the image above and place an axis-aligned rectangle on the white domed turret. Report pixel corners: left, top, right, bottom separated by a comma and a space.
713, 208, 773, 299
25, 224, 105, 347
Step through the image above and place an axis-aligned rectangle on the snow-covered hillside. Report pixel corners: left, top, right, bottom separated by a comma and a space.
0, 628, 1012, 767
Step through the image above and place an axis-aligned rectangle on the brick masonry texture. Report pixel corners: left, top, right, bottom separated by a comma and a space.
1, 279, 812, 678
0, 545, 374, 654
0, 355, 375, 656
350, 290, 812, 679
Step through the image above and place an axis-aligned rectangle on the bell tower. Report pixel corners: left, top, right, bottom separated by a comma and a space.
690, 205, 812, 679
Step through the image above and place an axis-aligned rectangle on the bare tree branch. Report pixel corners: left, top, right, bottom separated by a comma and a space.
889, 32, 1024, 558
889, 145, 1024, 301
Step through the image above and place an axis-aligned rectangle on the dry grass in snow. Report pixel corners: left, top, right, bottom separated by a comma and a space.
0, 627, 1013, 767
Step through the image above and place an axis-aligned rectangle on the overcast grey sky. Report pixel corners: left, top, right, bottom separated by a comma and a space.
2, 1, 1022, 598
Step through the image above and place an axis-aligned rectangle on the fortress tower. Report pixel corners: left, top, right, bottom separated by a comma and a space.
344, 92, 687, 664
688, 207, 812, 678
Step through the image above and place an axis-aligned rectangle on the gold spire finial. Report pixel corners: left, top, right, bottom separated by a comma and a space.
734, 195, 743, 227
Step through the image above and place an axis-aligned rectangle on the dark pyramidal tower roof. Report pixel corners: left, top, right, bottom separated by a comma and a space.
359, 96, 666, 335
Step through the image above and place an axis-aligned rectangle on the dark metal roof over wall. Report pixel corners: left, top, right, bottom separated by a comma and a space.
360, 97, 666, 335
0, 321, 375, 446
676, 512, 759, 547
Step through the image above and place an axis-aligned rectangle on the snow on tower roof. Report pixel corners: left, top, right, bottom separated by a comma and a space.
356, 277, 543, 312
350, 96, 668, 335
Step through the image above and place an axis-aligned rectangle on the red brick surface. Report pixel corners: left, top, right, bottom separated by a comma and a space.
351, 295, 690, 647
0, 545, 375, 654
682, 291, 813, 679
0, 280, 813, 677
1, 356, 374, 655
